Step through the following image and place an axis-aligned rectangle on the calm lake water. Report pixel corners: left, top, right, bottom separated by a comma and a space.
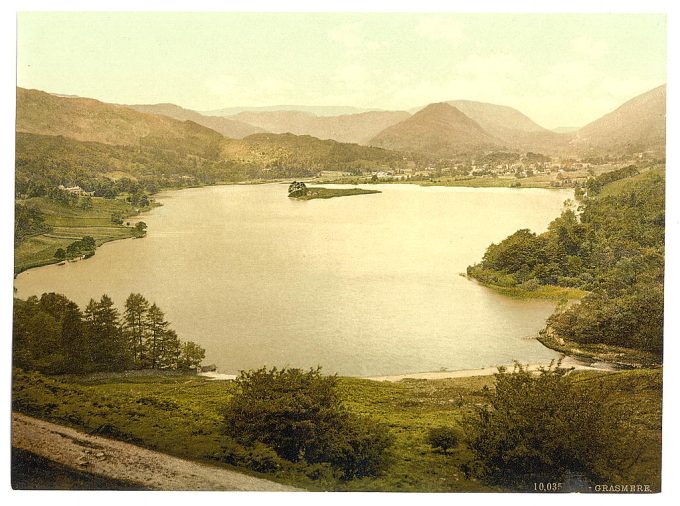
14, 183, 573, 376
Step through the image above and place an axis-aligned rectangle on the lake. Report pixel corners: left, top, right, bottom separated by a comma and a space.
14, 183, 574, 376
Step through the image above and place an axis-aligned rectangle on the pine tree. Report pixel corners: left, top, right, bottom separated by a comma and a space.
146, 303, 169, 369
60, 301, 91, 373
84, 295, 129, 371
157, 329, 181, 369
123, 293, 150, 368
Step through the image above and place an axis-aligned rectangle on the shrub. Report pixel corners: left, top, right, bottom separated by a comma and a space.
426, 427, 461, 454
465, 363, 643, 486
214, 439, 286, 473
222, 366, 393, 480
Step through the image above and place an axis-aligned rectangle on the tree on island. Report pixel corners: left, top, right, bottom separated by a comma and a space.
54, 248, 66, 261
288, 181, 307, 197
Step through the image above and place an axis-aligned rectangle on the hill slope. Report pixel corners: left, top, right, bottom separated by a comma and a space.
228, 110, 410, 144
127, 103, 266, 139
222, 132, 402, 169
574, 85, 666, 154
369, 103, 502, 156
16, 88, 225, 158
447, 100, 572, 153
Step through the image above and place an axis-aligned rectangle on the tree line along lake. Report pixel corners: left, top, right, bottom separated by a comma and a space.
14, 183, 574, 377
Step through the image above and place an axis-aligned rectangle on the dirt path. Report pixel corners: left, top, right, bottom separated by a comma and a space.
11, 412, 300, 491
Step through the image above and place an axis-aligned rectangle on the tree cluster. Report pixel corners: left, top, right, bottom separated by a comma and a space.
55, 235, 96, 261
468, 170, 664, 353
220, 367, 394, 480
14, 203, 52, 246
13, 292, 205, 374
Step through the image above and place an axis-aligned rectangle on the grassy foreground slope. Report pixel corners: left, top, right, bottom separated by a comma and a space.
12, 368, 661, 492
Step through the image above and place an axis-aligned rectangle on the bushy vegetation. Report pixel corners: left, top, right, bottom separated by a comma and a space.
221, 367, 394, 480
585, 165, 639, 195
468, 169, 664, 355
426, 427, 461, 454
15, 203, 52, 246
465, 364, 658, 488
13, 293, 205, 374
11, 368, 661, 491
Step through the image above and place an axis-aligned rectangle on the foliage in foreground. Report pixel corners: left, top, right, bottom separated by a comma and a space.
221, 367, 394, 480
465, 363, 655, 488
13, 293, 204, 374
11, 367, 661, 491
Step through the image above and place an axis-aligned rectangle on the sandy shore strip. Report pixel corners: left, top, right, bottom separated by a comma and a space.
11, 412, 300, 491
198, 356, 619, 383
363, 357, 619, 382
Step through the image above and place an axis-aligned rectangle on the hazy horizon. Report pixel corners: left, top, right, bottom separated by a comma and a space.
17, 13, 666, 129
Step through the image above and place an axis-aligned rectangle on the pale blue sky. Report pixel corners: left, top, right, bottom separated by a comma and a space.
17, 12, 666, 128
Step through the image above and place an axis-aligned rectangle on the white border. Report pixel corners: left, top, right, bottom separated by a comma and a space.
1, 2, 678, 506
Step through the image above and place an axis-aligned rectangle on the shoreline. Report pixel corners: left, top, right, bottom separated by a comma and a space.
15, 181, 601, 373
199, 355, 622, 383
15, 180, 566, 279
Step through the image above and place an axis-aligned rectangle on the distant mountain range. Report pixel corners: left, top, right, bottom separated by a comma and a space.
228, 110, 411, 144
16, 84, 667, 168
127, 103, 266, 139
15, 88, 400, 184
202, 105, 379, 117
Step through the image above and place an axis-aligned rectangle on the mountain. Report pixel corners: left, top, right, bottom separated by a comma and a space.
221, 132, 402, 169
552, 126, 580, 134
446, 100, 572, 153
574, 85, 666, 154
228, 110, 411, 144
369, 102, 502, 157
15, 89, 406, 190
16, 88, 224, 158
127, 103, 266, 139
203, 105, 378, 117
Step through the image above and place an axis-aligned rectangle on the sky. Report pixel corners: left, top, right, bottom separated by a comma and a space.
17, 12, 666, 129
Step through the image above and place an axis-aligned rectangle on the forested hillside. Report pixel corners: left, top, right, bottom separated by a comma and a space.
468, 167, 664, 356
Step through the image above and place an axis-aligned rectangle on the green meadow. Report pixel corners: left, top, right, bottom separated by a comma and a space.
12, 368, 661, 492
14, 196, 146, 274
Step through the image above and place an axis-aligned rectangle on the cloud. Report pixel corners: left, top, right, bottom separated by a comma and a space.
413, 17, 464, 42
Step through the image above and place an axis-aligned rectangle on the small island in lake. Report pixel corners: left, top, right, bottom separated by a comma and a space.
288, 181, 381, 200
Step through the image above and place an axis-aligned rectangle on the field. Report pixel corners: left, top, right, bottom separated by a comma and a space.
314, 163, 663, 190
15, 196, 147, 274
11, 368, 662, 492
